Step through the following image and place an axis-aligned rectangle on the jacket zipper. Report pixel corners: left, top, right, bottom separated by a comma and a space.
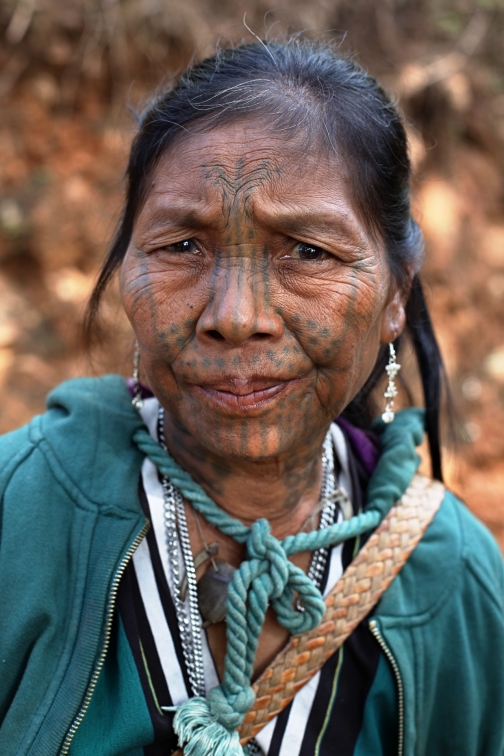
59, 521, 150, 755
368, 619, 404, 756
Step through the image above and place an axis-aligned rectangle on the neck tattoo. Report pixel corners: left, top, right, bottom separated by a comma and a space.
157, 405, 342, 698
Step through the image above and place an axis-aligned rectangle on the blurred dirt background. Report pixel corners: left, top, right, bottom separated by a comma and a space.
0, 0, 503, 547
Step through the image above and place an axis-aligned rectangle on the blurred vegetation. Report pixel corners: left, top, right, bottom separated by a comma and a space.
0, 0, 504, 545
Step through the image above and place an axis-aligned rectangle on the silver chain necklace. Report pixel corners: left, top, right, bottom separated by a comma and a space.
305, 430, 336, 590
162, 477, 206, 696
158, 406, 340, 698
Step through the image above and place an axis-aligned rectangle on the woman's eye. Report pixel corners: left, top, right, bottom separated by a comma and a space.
168, 239, 198, 254
292, 243, 328, 260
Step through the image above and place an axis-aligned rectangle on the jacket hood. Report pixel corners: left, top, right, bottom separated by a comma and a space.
38, 374, 146, 515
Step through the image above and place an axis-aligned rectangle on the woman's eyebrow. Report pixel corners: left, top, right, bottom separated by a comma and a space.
260, 209, 366, 245
142, 204, 218, 231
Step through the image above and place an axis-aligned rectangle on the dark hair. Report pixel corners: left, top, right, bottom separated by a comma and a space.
86, 38, 446, 480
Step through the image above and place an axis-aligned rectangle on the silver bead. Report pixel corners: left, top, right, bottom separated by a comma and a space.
382, 342, 401, 424
131, 341, 144, 411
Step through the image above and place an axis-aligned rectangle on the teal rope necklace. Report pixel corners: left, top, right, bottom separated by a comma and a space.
132, 425, 390, 756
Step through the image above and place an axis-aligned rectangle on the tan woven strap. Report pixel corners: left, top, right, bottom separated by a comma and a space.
173, 473, 444, 754
238, 473, 444, 744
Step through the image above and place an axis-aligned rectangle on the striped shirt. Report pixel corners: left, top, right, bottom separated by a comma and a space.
111, 397, 394, 756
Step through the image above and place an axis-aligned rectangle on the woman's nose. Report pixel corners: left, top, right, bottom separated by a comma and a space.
196, 257, 284, 345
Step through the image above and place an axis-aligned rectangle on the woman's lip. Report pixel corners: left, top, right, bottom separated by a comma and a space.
193, 380, 293, 412
198, 378, 284, 395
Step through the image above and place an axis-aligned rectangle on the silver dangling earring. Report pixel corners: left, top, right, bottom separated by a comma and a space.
382, 342, 401, 423
132, 340, 144, 411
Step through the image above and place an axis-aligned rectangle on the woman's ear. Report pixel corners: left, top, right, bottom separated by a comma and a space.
380, 286, 407, 344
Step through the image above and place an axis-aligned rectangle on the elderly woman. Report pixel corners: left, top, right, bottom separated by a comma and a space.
1, 40, 503, 756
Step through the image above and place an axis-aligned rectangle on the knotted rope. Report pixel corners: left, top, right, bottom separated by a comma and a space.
132, 408, 424, 756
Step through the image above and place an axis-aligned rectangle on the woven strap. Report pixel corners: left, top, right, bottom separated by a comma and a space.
239, 473, 444, 743
173, 473, 444, 753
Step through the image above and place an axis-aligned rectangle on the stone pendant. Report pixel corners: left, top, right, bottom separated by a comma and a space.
197, 558, 236, 627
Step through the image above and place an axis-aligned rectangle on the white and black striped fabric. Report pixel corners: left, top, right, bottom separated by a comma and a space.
116, 397, 385, 756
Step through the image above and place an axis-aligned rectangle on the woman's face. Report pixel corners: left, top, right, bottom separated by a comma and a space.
121, 121, 406, 460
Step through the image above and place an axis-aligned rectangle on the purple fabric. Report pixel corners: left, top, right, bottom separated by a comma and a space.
126, 378, 154, 400
335, 417, 381, 477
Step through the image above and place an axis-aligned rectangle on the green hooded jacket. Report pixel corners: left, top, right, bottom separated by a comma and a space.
0, 376, 503, 755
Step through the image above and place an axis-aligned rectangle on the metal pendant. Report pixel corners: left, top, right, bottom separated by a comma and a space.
197, 558, 236, 628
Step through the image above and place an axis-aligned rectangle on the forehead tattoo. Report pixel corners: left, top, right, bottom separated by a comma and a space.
202, 157, 279, 224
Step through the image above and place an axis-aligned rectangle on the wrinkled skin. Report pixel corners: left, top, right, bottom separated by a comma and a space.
120, 120, 408, 677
